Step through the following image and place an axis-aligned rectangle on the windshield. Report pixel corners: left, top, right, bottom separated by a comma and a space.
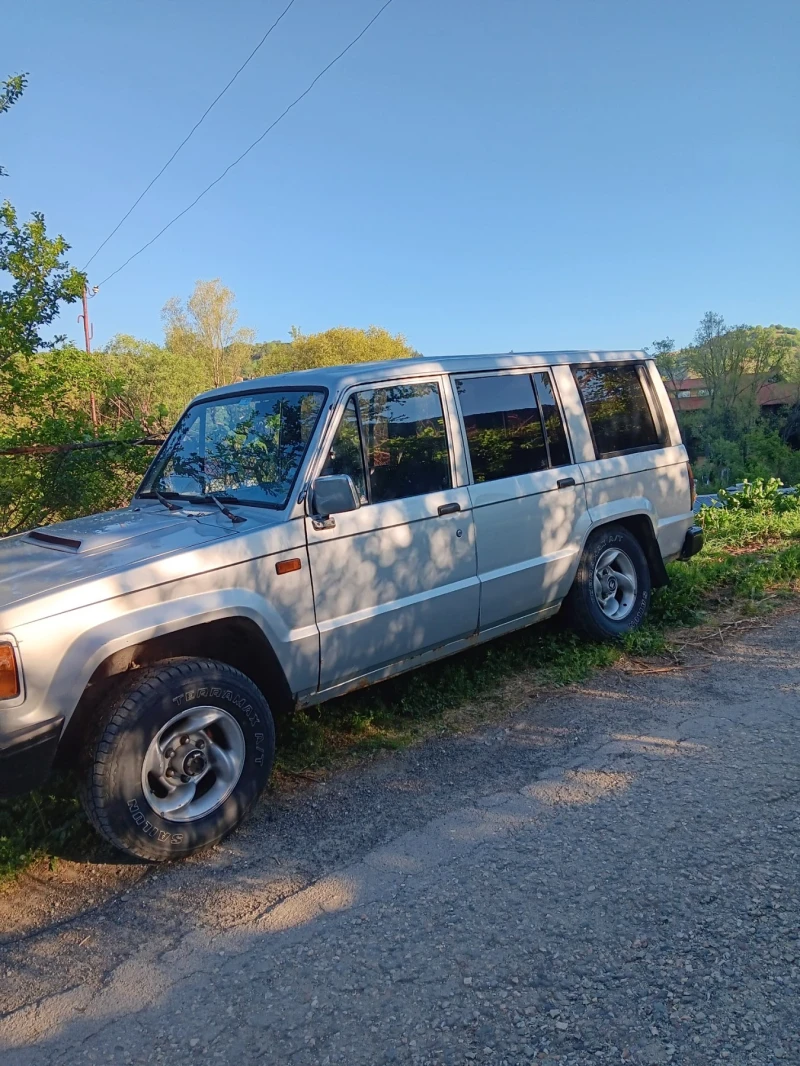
139, 389, 326, 509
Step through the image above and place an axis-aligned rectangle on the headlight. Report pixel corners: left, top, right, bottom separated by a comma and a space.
0, 642, 20, 700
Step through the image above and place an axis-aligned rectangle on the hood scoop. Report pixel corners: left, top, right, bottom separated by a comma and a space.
24, 509, 180, 555
26, 530, 83, 552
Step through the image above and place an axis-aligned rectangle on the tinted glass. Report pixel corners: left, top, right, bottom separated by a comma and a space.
533, 372, 571, 467
141, 390, 324, 508
455, 374, 548, 483
321, 396, 368, 503
356, 383, 451, 503
573, 365, 660, 457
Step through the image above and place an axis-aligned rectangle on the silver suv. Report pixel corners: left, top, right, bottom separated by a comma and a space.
0, 351, 702, 859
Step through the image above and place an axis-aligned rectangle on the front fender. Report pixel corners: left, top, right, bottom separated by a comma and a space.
17, 588, 318, 733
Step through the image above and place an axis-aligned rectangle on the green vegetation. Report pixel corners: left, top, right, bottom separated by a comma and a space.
0, 279, 417, 535
1, 74, 85, 364
651, 314, 800, 490
3, 487, 800, 882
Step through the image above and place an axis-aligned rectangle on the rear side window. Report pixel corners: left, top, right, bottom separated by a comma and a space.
455, 372, 572, 483
356, 383, 452, 503
455, 374, 549, 482
573, 364, 661, 458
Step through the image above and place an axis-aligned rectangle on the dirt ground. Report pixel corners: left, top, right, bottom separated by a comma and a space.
0, 614, 798, 1065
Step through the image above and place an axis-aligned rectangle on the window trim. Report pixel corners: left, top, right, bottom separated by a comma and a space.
531, 370, 574, 469
451, 369, 573, 485
313, 377, 456, 508
571, 362, 665, 461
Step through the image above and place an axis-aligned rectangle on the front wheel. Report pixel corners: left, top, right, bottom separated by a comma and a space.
565, 525, 652, 642
81, 659, 275, 862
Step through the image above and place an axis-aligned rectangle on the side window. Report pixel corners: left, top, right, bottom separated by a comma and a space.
573, 364, 661, 458
321, 396, 367, 503
356, 383, 452, 504
455, 374, 548, 483
532, 372, 571, 467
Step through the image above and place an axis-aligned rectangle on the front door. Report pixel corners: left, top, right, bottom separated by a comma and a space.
306, 379, 479, 690
452, 369, 588, 632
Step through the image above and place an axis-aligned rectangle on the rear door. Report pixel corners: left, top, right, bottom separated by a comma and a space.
571, 361, 692, 559
452, 369, 588, 633
306, 378, 479, 690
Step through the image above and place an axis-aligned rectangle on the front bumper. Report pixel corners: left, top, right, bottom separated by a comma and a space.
680, 524, 704, 561
0, 716, 64, 798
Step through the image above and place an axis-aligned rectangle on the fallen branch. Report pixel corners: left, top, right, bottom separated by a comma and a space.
0, 437, 165, 457
672, 617, 772, 655
621, 663, 708, 676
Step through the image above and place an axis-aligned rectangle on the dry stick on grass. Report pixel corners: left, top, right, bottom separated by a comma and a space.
673, 617, 773, 656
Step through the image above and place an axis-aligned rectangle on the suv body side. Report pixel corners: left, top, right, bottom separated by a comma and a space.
0, 350, 697, 796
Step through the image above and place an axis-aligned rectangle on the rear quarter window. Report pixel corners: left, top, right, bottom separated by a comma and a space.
573, 364, 662, 458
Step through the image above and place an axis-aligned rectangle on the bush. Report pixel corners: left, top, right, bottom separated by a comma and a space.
717, 477, 800, 513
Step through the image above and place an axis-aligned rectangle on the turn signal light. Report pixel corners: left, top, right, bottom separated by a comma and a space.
687, 462, 696, 506
275, 558, 302, 575
0, 643, 20, 700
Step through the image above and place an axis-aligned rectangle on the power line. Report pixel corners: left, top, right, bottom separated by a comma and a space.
83, 0, 299, 271
97, 0, 396, 288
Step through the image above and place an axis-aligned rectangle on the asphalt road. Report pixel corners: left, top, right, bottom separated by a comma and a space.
1, 615, 798, 1066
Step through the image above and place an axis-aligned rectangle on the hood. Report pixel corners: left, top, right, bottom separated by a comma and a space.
0, 505, 240, 618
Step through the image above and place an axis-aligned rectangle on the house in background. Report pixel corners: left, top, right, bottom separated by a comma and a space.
663, 377, 799, 415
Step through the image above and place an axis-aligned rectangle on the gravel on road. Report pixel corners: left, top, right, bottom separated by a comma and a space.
0, 615, 798, 1066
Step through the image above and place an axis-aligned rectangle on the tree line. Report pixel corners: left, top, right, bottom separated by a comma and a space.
648, 314, 800, 488
0, 276, 417, 535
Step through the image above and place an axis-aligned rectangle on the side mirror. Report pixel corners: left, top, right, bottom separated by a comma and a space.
310, 474, 361, 519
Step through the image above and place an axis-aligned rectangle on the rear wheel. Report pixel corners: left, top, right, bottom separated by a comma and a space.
81, 658, 275, 862
565, 524, 651, 641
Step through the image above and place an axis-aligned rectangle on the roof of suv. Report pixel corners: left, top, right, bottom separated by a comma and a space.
197, 349, 650, 404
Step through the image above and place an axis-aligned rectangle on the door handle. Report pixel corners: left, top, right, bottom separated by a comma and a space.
557, 477, 576, 489
437, 502, 461, 516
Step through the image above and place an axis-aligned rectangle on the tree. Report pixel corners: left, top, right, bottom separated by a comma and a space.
0, 74, 27, 175
0, 346, 149, 534
253, 325, 418, 377
163, 279, 255, 389
103, 334, 205, 432
0, 74, 84, 364
648, 337, 691, 421
686, 313, 789, 431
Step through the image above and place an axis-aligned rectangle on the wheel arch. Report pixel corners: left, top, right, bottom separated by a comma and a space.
57, 615, 294, 766
583, 506, 669, 589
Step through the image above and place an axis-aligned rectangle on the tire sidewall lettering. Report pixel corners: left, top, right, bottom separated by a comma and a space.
127, 799, 184, 844
588, 531, 650, 634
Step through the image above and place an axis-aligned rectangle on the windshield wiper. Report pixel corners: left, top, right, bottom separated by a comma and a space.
154, 490, 183, 513
202, 493, 247, 524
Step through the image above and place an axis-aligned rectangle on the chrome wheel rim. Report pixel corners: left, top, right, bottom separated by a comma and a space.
141, 707, 246, 823
593, 547, 638, 621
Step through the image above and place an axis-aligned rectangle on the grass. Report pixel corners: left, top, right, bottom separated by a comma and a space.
3, 502, 800, 882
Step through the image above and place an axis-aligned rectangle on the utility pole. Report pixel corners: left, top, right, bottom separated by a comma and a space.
78, 284, 96, 354
78, 284, 100, 431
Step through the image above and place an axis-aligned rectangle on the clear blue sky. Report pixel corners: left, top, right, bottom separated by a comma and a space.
3, 0, 799, 354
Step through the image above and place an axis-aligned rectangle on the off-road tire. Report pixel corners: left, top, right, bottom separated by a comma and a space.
565, 524, 651, 642
80, 658, 275, 862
